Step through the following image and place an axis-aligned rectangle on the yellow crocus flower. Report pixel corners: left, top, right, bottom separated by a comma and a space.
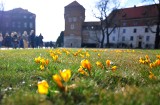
106, 60, 111, 67
112, 66, 117, 72
81, 59, 91, 72
59, 69, 71, 82
78, 66, 89, 76
37, 80, 49, 95
96, 61, 103, 69
53, 74, 63, 88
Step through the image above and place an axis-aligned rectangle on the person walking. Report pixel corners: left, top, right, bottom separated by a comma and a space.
0, 33, 3, 48
22, 31, 29, 48
30, 30, 35, 48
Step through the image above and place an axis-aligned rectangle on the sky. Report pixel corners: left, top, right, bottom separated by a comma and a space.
0, 0, 155, 42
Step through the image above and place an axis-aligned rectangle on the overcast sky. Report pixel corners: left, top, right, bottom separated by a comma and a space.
0, 0, 155, 42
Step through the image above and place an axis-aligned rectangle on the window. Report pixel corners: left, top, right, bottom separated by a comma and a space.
123, 29, 126, 33
70, 24, 75, 30
130, 36, 134, 41
24, 15, 27, 19
73, 17, 77, 22
12, 22, 15, 27
29, 22, 33, 28
133, 28, 137, 33
18, 22, 21, 28
112, 36, 115, 41
68, 18, 72, 22
145, 28, 148, 33
146, 36, 150, 41
133, 21, 138, 26
30, 16, 33, 19
24, 22, 27, 28
122, 36, 125, 41
123, 22, 126, 26
5, 22, 9, 27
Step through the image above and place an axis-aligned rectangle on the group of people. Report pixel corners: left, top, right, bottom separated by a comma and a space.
0, 30, 44, 48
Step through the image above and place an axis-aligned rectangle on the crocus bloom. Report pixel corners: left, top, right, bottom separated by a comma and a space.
111, 66, 117, 72
149, 72, 156, 79
35, 56, 41, 63
106, 60, 111, 67
52, 55, 58, 61
59, 69, 71, 82
81, 59, 91, 72
40, 58, 46, 65
78, 66, 89, 76
45, 59, 49, 65
96, 61, 103, 69
53, 74, 63, 88
40, 65, 45, 70
38, 80, 49, 95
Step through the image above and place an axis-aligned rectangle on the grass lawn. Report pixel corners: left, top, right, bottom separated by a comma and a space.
0, 48, 160, 105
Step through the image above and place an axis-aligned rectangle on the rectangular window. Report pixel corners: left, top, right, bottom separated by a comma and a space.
18, 22, 21, 28
123, 22, 126, 26
146, 36, 150, 41
122, 36, 125, 41
145, 28, 148, 33
24, 22, 27, 28
112, 36, 115, 41
5, 22, 9, 27
73, 17, 77, 22
130, 36, 134, 41
12, 22, 15, 27
123, 29, 126, 33
133, 29, 137, 33
29, 22, 33, 28
70, 24, 75, 30
68, 18, 72, 22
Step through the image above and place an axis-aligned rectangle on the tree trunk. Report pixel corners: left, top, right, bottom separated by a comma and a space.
154, 5, 160, 49
100, 29, 105, 48
154, 22, 160, 49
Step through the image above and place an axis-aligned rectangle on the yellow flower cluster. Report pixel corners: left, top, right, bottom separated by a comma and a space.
35, 56, 49, 70
53, 69, 71, 91
139, 55, 160, 79
139, 55, 151, 64
78, 59, 91, 76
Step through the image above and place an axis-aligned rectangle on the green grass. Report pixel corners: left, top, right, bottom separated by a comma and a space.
0, 48, 160, 105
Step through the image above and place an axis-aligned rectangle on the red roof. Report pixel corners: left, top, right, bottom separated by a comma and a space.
117, 4, 158, 20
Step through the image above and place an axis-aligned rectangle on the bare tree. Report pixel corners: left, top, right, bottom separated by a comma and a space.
143, 0, 160, 49
94, 0, 119, 48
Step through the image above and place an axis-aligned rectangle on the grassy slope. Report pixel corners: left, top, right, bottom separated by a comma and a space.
0, 48, 160, 105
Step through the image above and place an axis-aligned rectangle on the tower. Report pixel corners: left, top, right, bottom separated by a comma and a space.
64, 1, 85, 47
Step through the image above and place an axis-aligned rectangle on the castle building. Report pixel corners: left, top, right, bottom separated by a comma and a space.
64, 1, 158, 48
0, 8, 36, 35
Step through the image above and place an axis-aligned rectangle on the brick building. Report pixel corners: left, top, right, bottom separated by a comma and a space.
64, 1, 158, 48
0, 8, 36, 35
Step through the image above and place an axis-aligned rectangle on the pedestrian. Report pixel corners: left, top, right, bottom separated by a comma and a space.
38, 33, 43, 47
30, 30, 35, 48
12, 32, 19, 49
22, 31, 29, 48
0, 33, 3, 48
4, 33, 11, 48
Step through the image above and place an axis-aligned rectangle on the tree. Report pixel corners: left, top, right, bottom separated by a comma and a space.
56, 31, 64, 47
143, 0, 160, 49
94, 0, 119, 48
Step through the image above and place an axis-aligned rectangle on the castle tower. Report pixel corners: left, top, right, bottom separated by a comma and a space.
64, 1, 85, 47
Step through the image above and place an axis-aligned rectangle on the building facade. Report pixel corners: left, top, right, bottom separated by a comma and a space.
0, 8, 36, 35
64, 1, 158, 48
